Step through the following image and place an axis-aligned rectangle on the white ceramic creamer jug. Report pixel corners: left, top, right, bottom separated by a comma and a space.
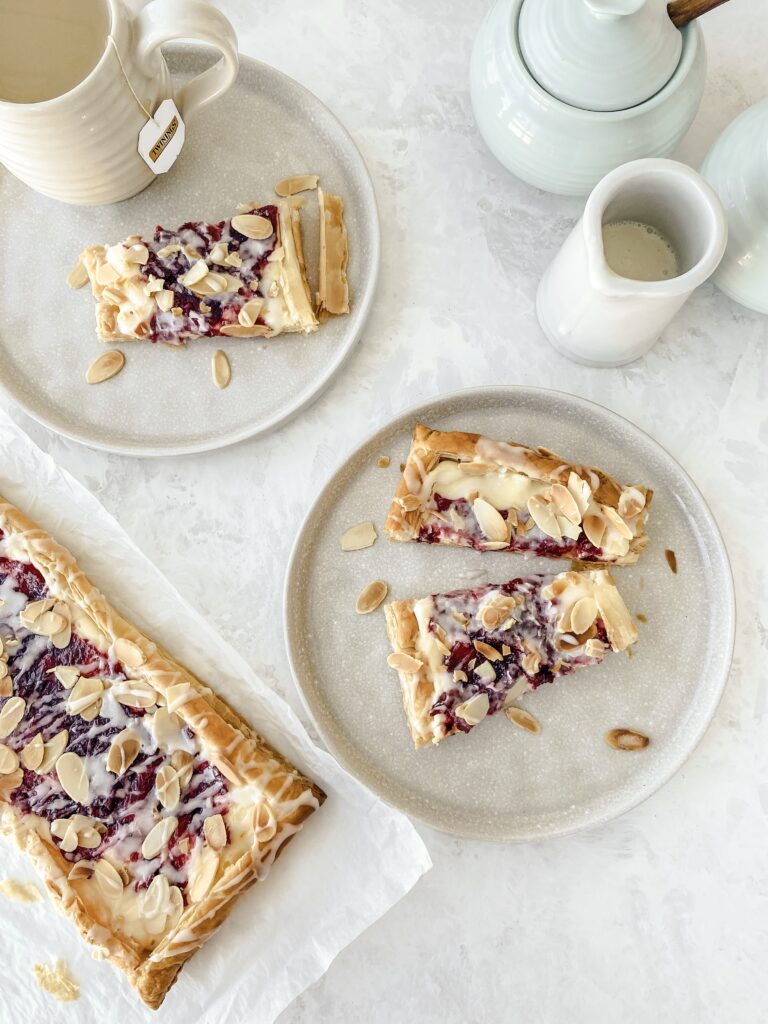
536, 159, 728, 366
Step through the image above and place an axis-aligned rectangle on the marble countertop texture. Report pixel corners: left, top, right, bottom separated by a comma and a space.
3, 1, 767, 1021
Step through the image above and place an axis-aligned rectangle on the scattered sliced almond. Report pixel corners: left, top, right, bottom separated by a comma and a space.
151, 707, 184, 750
212, 349, 231, 390
252, 803, 277, 843
0, 743, 20, 774
551, 483, 582, 525
231, 213, 273, 239
188, 845, 219, 902
53, 666, 80, 690
455, 692, 490, 726
237, 298, 264, 327
0, 696, 25, 738
33, 959, 80, 1003
20, 733, 44, 771
156, 289, 175, 312
214, 755, 242, 786
219, 323, 270, 337
583, 514, 606, 549
355, 580, 388, 614
203, 813, 227, 851
473, 639, 503, 662
665, 549, 678, 574
95, 261, 119, 286
86, 350, 125, 385
56, 752, 89, 805
340, 521, 377, 552
93, 858, 124, 900
66, 260, 89, 289
67, 676, 104, 719
38, 730, 68, 774
472, 497, 508, 543
275, 174, 319, 197
386, 652, 423, 673
527, 495, 562, 540
106, 728, 141, 777
605, 728, 650, 751
569, 596, 598, 636
155, 764, 180, 810
505, 706, 541, 733
618, 487, 646, 520
113, 680, 156, 709
171, 749, 194, 789
141, 816, 178, 860
113, 637, 145, 668
180, 259, 209, 288
602, 505, 633, 540
0, 767, 23, 795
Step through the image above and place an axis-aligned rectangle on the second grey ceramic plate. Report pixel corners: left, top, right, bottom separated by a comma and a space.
0, 49, 379, 456
285, 387, 734, 841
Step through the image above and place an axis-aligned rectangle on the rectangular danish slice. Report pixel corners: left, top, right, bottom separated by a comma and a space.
385, 569, 637, 748
385, 425, 652, 565
72, 199, 324, 345
0, 496, 324, 1009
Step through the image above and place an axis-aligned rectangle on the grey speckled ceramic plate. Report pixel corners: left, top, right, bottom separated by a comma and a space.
285, 387, 735, 841
0, 49, 379, 456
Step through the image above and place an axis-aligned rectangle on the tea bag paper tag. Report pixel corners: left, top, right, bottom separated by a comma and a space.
138, 99, 185, 174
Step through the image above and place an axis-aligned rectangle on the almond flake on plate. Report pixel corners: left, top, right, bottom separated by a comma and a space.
86, 350, 125, 385
340, 521, 377, 551
355, 580, 388, 614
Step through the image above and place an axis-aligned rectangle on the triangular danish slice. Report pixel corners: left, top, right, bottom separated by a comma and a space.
385, 569, 637, 748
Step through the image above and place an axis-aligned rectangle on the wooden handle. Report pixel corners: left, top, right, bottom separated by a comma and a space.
667, 0, 730, 28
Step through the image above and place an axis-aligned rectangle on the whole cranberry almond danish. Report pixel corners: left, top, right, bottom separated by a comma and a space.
385, 425, 652, 565
0, 496, 324, 1009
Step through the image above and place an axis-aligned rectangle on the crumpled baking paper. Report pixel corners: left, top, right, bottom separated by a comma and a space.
0, 408, 431, 1024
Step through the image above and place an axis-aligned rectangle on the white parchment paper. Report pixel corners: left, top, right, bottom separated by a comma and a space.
0, 408, 431, 1024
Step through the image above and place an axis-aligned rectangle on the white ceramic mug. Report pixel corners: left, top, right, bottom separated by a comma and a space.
0, 0, 239, 205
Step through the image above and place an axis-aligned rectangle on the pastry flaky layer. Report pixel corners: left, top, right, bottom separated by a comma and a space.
72, 189, 348, 346
385, 425, 653, 566
0, 496, 324, 1009
385, 570, 638, 749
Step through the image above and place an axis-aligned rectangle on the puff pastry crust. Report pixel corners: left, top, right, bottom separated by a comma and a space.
385, 569, 637, 748
0, 496, 324, 1009
385, 425, 653, 565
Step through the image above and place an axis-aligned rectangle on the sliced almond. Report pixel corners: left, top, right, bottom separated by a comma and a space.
156, 243, 181, 259
527, 495, 562, 541
95, 261, 119, 286
106, 728, 141, 777
275, 174, 319, 197
340, 521, 377, 552
585, 637, 606, 658
455, 692, 490, 726
141, 816, 178, 860
355, 580, 388, 614
113, 680, 156, 709
171, 749, 194, 789
473, 639, 502, 662
113, 638, 145, 669
188, 845, 219, 902
569, 596, 598, 636
33, 611, 67, 637
386, 652, 423, 674
231, 214, 273, 240
212, 350, 231, 390
20, 733, 44, 771
605, 728, 650, 751
252, 803, 277, 843
0, 767, 22, 795
56, 752, 89, 805
93, 858, 123, 900
150, 707, 184, 751
505, 706, 541, 733
214, 755, 241, 786
66, 260, 89, 289
21, 598, 54, 626
475, 660, 496, 682
0, 743, 19, 774
86, 350, 125, 385
0, 696, 25, 738
472, 498, 508, 543
237, 298, 264, 326
155, 764, 180, 810
551, 483, 582, 525
583, 514, 606, 549
602, 505, 633, 540
53, 666, 80, 690
209, 241, 230, 264
453, 669, 468, 683
398, 494, 422, 512
224, 251, 243, 268
451, 610, 470, 627
180, 259, 209, 288
618, 487, 646, 520
156, 289, 175, 312
166, 682, 193, 713
203, 813, 227, 851
67, 861, 95, 882
38, 730, 68, 774
218, 323, 270, 337
67, 676, 103, 718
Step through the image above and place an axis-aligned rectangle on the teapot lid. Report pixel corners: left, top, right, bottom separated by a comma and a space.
519, 0, 683, 112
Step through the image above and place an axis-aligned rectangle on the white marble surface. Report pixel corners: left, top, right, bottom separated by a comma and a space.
3, 0, 767, 1020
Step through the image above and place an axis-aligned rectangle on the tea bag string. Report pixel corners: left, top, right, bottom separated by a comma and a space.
107, 35, 155, 122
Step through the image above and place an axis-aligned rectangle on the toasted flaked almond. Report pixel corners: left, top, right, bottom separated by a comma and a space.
21, 598, 54, 625
106, 728, 141, 777
214, 755, 242, 786
237, 298, 264, 327
275, 174, 319, 197
38, 730, 68, 774
180, 259, 209, 288
224, 250, 242, 268
67, 676, 103, 718
113, 637, 145, 668
0, 767, 22, 794
521, 649, 541, 676
455, 692, 490, 726
340, 521, 377, 552
479, 598, 516, 631
166, 682, 193, 714
505, 706, 541, 733
171, 749, 194, 789
451, 610, 470, 627
0, 743, 19, 774
473, 639, 503, 662
570, 596, 598, 636
355, 580, 388, 614
203, 812, 227, 851
78, 826, 102, 849
665, 548, 678, 574
475, 660, 496, 682
56, 752, 89, 805
0, 696, 25, 738
618, 487, 646, 520
602, 505, 633, 539
188, 845, 219, 902
53, 666, 80, 690
113, 680, 156, 709
605, 728, 650, 751
551, 483, 582, 525
125, 243, 149, 264
86, 350, 125, 385
219, 323, 270, 337
585, 638, 606, 658
33, 611, 67, 637
387, 652, 423, 673
583, 514, 606, 549
171, 306, 183, 316
93, 858, 123, 900
527, 495, 562, 540
141, 815, 178, 860
212, 350, 231, 390
231, 213, 273, 240
459, 461, 496, 477
155, 289, 175, 312
66, 260, 89, 289
143, 873, 170, 919
156, 243, 181, 259
95, 261, 119, 286
156, 764, 180, 810
252, 803, 277, 843
398, 493, 422, 512
67, 861, 95, 882
208, 241, 229, 264
453, 669, 468, 684
150, 707, 183, 750
472, 497, 508, 542
20, 733, 44, 771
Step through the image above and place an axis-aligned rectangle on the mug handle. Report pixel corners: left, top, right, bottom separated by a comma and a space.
134, 0, 239, 120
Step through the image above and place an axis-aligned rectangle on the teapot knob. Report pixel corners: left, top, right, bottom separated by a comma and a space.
584, 0, 646, 16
